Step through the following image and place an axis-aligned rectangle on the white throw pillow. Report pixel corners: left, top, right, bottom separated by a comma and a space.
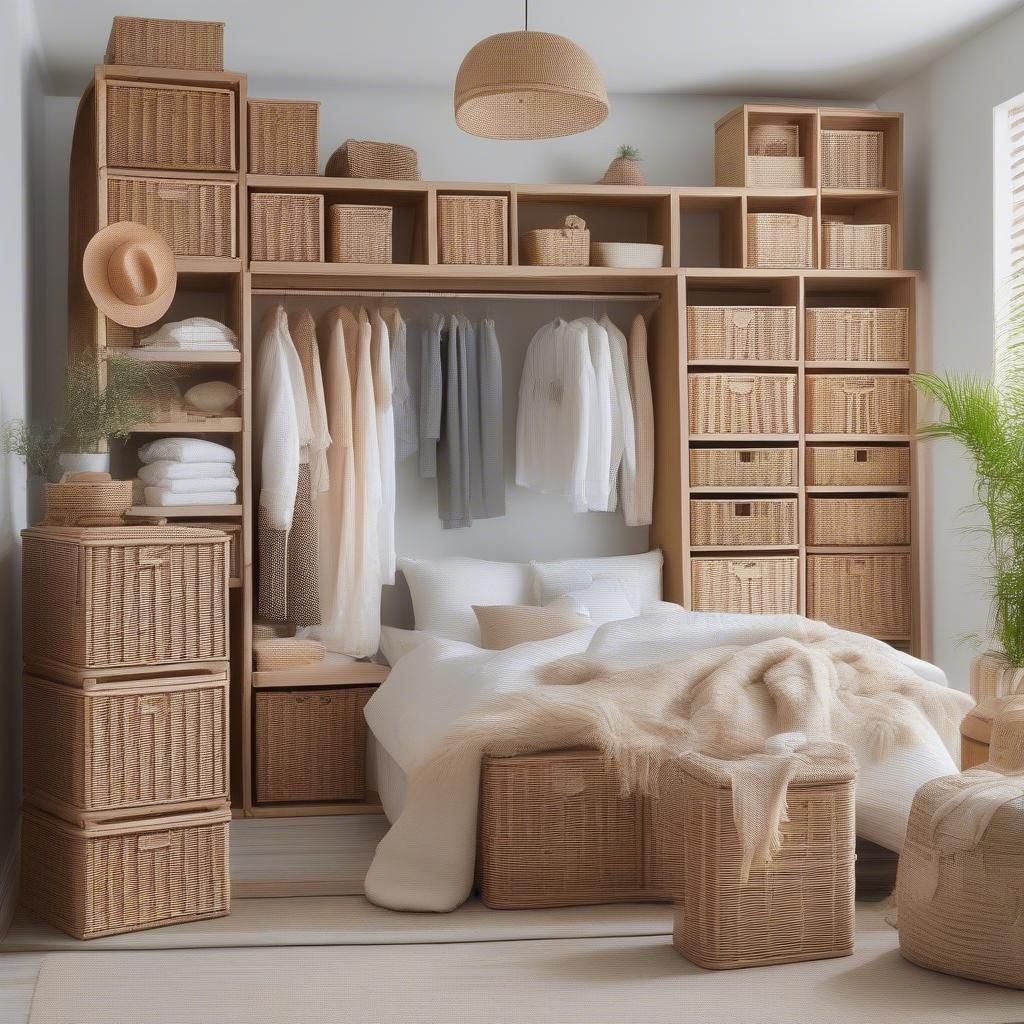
397, 557, 533, 644
184, 381, 241, 415
378, 626, 435, 666
532, 550, 664, 611
547, 574, 638, 625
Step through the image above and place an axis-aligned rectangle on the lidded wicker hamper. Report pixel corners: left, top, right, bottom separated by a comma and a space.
327, 204, 393, 263
805, 445, 910, 487
250, 193, 324, 262
806, 307, 909, 362
687, 306, 796, 361
820, 129, 884, 189
248, 99, 320, 175
105, 16, 225, 71
746, 213, 813, 269
806, 497, 911, 546
690, 448, 798, 489
521, 215, 590, 267
806, 374, 911, 435
806, 552, 911, 637
325, 140, 420, 180
691, 557, 799, 614
688, 373, 797, 435
690, 498, 798, 547
437, 194, 508, 265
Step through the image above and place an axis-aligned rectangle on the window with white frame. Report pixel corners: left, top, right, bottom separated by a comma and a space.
994, 95, 1024, 386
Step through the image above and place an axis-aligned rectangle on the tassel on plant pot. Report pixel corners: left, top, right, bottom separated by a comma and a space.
600, 145, 646, 186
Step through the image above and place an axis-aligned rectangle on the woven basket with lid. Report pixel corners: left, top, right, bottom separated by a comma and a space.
521, 215, 590, 266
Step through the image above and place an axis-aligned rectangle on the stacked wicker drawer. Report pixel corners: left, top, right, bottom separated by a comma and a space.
19, 525, 232, 939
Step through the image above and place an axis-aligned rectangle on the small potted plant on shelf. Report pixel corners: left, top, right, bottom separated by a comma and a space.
600, 145, 646, 186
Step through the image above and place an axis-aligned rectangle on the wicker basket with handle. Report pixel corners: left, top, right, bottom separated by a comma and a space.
327, 204, 393, 264
806, 497, 911, 546
805, 445, 910, 487
43, 474, 133, 527
247, 99, 320, 175
104, 16, 224, 71
690, 498, 799, 547
325, 140, 420, 180
746, 213, 813, 269
806, 374, 911, 435
250, 193, 324, 262
690, 448, 798, 488
691, 556, 799, 614
806, 552, 911, 637
688, 373, 797, 435
437, 195, 508, 265
820, 129, 883, 189
687, 306, 796, 361
806, 307, 909, 362
520, 215, 590, 266
822, 220, 892, 270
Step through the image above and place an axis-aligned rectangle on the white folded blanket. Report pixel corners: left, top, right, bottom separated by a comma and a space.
138, 437, 236, 465
143, 487, 237, 506
138, 475, 239, 495
140, 317, 238, 350
138, 460, 238, 484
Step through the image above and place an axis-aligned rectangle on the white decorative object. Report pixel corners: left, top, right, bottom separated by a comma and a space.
58, 452, 110, 476
590, 242, 664, 268
184, 381, 241, 415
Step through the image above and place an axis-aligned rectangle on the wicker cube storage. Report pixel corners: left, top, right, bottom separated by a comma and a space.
327, 204, 393, 264
104, 82, 236, 173
689, 448, 798, 489
23, 670, 229, 825
806, 308, 909, 363
250, 193, 324, 262
748, 124, 800, 156
806, 553, 911, 637
107, 175, 237, 258
105, 16, 224, 71
691, 556, 799, 614
437, 195, 508, 265
746, 156, 806, 188
669, 745, 856, 969
822, 221, 892, 271
690, 498, 798, 547
248, 99, 320, 175
254, 687, 373, 803
805, 445, 910, 487
520, 219, 590, 267
820, 129, 884, 189
687, 306, 796, 361
688, 373, 797, 435
325, 140, 420, 180
806, 497, 911, 547
746, 213, 813, 269
21, 805, 230, 940
21, 526, 230, 679
806, 374, 911, 436
477, 750, 674, 909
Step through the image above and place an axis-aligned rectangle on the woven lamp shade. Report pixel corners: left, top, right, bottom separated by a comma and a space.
454, 31, 608, 139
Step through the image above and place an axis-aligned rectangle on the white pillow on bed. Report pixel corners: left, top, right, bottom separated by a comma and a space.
547, 575, 638, 625
397, 557, 533, 644
378, 626, 435, 666
532, 550, 664, 611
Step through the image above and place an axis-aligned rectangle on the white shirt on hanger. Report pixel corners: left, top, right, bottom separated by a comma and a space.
601, 314, 637, 515
580, 318, 613, 512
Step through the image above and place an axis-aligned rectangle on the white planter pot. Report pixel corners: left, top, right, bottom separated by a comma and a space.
971, 651, 1024, 703
58, 452, 110, 478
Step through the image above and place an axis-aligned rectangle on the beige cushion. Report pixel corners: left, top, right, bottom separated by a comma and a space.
472, 604, 591, 651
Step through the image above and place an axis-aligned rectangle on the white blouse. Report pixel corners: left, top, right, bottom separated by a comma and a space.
372, 310, 397, 585
580, 318, 613, 512
601, 315, 636, 514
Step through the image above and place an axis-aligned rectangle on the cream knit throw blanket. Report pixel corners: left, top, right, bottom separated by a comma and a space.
365, 625, 971, 912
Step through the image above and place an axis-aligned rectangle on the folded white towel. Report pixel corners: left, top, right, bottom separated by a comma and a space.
143, 487, 238, 507
140, 317, 238, 350
138, 475, 239, 495
138, 460, 238, 484
138, 438, 236, 465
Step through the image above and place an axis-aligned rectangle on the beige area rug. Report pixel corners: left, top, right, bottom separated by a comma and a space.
26, 908, 1024, 1024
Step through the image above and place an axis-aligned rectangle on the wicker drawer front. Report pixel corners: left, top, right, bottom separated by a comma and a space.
691, 557, 799, 614
806, 308, 909, 362
687, 306, 796, 361
21, 806, 230, 940
688, 373, 797, 435
250, 193, 324, 262
690, 498, 798, 547
105, 17, 224, 71
437, 195, 508, 265
822, 222, 892, 271
254, 687, 373, 803
327, 204, 393, 263
21, 526, 230, 673
746, 213, 813, 269
105, 82, 235, 172
820, 129, 883, 189
806, 375, 911, 436
107, 176, 236, 258
248, 99, 320, 175
806, 497, 911, 546
23, 672, 229, 821
690, 448, 798, 488
807, 553, 911, 636
805, 446, 910, 487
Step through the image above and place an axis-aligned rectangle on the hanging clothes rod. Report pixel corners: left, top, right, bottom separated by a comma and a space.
251, 288, 660, 302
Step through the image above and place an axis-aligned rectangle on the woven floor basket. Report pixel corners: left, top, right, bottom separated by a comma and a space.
746, 213, 813, 269
105, 16, 224, 71
806, 307, 909, 362
21, 805, 230, 940
690, 448, 798, 488
820, 129, 884, 189
667, 746, 856, 969
806, 374, 911, 435
105, 82, 235, 173
325, 140, 420, 180
21, 526, 230, 675
43, 479, 133, 527
822, 221, 892, 271
690, 498, 798, 547
807, 552, 911, 637
691, 556, 800, 615
248, 99, 320, 175
327, 204, 393, 263
687, 306, 796, 361
250, 193, 324, 262
806, 497, 911, 546
437, 195, 508, 265
805, 445, 910, 486
688, 373, 797, 435
520, 216, 590, 266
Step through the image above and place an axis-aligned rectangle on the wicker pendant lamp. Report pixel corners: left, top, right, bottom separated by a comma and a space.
454, 1, 608, 139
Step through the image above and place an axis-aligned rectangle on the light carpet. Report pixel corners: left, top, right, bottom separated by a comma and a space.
26, 908, 1024, 1024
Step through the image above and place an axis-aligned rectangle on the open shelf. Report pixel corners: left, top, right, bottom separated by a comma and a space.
128, 504, 243, 518
130, 417, 243, 433
119, 349, 242, 364
252, 660, 389, 690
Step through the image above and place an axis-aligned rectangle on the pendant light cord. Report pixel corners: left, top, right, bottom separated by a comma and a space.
524, 0, 529, 31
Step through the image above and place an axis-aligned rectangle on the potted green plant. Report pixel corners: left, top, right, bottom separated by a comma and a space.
599, 145, 646, 186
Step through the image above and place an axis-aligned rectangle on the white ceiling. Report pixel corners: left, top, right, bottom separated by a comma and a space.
32, 0, 1024, 99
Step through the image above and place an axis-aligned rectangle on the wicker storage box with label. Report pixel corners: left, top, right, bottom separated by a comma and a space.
248, 99, 320, 175
521, 215, 589, 267
688, 306, 796, 361
691, 556, 799, 614
325, 140, 420, 180
806, 497, 911, 546
21, 526, 230, 678
746, 213, 813, 269
688, 373, 797, 435
104, 82, 235, 172
807, 553, 911, 637
107, 175, 236, 258
806, 308, 909, 362
250, 193, 324, 262
21, 804, 230, 940
820, 129, 884, 189
690, 498, 798, 547
23, 669, 229, 826
105, 16, 224, 70
437, 195, 508, 265
254, 687, 373, 803
822, 221, 892, 270
806, 374, 911, 435
690, 448, 798, 488
328, 204, 393, 264
805, 445, 910, 487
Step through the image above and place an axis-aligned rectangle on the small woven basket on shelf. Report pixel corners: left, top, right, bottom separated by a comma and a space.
687, 305, 796, 361
806, 307, 909, 362
42, 474, 133, 527
746, 213, 814, 269
822, 220, 892, 270
805, 446, 910, 487
748, 123, 799, 156
248, 99, 320, 175
690, 498, 799, 547
746, 155, 806, 188
806, 374, 911, 436
806, 552, 911, 637
252, 637, 327, 671
521, 215, 590, 267
325, 140, 420, 180
820, 129, 884, 188
105, 16, 224, 71
691, 557, 799, 615
806, 496, 911, 546
437, 194, 508, 265
250, 193, 324, 262
690, 448, 798, 488
327, 204, 393, 264
688, 373, 797, 435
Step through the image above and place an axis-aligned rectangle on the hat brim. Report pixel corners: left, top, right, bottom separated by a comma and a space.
83, 222, 177, 329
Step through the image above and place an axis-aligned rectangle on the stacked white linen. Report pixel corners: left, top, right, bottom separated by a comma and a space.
136, 437, 238, 506
140, 317, 238, 352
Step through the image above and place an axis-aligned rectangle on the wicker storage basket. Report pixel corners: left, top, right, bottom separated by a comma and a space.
325, 140, 420, 180
806, 552, 911, 637
437, 194, 508, 265
252, 638, 326, 671
669, 744, 856, 969
327, 204, 393, 264
23, 669, 228, 825
748, 124, 800, 156
688, 373, 797, 435
43, 478, 133, 527
746, 213, 813, 269
21, 526, 230, 676
820, 129, 883, 189
477, 750, 674, 909
806, 497, 911, 546
806, 307, 909, 362
690, 498, 798, 547
250, 193, 324, 262
105, 16, 224, 71
188, 522, 241, 583
248, 99, 320, 175
689, 447, 798, 488
104, 82, 235, 172
971, 651, 1024, 704
806, 374, 911, 435
822, 220, 892, 270
521, 215, 590, 267
21, 804, 230, 940
805, 445, 910, 487
254, 687, 373, 803
687, 306, 796, 361
107, 175, 236, 258
691, 556, 799, 614
746, 156, 806, 188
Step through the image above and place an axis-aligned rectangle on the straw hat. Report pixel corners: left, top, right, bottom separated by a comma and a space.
83, 222, 177, 328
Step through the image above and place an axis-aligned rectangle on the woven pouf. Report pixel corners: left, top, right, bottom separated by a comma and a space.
669, 739, 857, 970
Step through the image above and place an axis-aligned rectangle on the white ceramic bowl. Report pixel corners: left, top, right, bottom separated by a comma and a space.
590, 241, 664, 269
